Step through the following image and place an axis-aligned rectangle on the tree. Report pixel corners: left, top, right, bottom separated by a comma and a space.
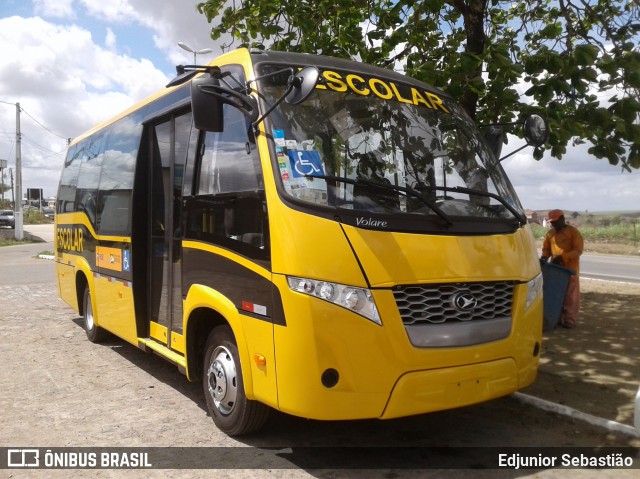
0, 170, 11, 206
197, 0, 639, 169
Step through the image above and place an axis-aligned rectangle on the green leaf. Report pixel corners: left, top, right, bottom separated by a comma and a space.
195, 0, 640, 169
574, 44, 600, 65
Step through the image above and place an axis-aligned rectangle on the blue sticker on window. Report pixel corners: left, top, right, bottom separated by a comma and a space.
288, 150, 324, 178
273, 130, 286, 147
123, 250, 130, 272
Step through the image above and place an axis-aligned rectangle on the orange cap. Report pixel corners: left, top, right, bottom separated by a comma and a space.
547, 209, 564, 221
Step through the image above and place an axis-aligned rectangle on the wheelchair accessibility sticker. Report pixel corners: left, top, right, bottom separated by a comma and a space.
288, 150, 324, 178
123, 250, 130, 272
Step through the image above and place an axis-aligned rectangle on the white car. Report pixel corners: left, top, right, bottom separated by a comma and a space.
43, 207, 55, 220
0, 210, 15, 228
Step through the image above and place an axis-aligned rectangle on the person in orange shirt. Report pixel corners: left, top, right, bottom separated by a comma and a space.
541, 209, 584, 328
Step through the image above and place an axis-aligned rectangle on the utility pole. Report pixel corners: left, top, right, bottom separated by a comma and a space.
15, 102, 23, 240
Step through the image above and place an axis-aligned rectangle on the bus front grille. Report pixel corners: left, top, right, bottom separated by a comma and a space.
392, 282, 514, 325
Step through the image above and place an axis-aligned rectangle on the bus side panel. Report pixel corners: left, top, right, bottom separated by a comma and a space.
56, 254, 79, 312
182, 243, 279, 405
56, 253, 98, 330
183, 283, 278, 405
93, 275, 138, 345
55, 214, 95, 312
239, 313, 277, 408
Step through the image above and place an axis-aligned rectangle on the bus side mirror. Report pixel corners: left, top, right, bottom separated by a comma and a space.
191, 76, 259, 132
285, 66, 320, 105
496, 113, 550, 162
191, 76, 224, 132
523, 114, 549, 147
251, 66, 320, 128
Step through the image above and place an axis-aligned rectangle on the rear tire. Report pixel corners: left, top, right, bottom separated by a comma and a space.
83, 286, 109, 343
203, 325, 269, 436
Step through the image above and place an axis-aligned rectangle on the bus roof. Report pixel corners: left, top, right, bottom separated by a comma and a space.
248, 49, 450, 99
69, 48, 450, 147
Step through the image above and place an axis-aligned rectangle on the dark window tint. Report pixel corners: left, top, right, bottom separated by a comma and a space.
96, 117, 141, 235
57, 142, 82, 213
75, 134, 105, 226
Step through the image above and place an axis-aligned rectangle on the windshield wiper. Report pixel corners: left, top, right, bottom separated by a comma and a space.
428, 185, 526, 225
304, 174, 453, 226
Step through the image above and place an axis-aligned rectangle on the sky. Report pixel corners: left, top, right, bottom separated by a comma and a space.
0, 0, 638, 214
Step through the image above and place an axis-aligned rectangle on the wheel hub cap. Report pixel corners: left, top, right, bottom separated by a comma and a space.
207, 346, 237, 415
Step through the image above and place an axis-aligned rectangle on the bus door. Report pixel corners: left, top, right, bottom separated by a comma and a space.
147, 110, 194, 347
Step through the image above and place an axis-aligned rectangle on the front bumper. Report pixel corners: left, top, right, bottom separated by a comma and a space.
381, 358, 519, 419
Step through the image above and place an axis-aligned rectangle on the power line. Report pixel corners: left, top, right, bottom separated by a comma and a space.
21, 133, 66, 155
1, 100, 69, 141
19, 106, 68, 141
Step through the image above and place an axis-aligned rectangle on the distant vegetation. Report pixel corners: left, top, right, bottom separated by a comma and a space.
0, 237, 37, 247
23, 210, 51, 225
530, 211, 640, 248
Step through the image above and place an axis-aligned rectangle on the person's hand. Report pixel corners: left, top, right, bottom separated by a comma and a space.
551, 255, 563, 265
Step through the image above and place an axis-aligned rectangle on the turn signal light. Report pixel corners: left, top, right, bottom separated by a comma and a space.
253, 354, 267, 366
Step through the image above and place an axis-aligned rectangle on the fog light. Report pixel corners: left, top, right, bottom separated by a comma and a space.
321, 368, 339, 388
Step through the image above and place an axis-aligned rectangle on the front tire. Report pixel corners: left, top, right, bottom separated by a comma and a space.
83, 286, 109, 343
203, 325, 269, 436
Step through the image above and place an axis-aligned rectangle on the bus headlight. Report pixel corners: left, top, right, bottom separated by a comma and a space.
287, 276, 381, 325
525, 273, 543, 311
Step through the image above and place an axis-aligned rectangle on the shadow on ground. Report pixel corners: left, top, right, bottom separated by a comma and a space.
523, 282, 640, 426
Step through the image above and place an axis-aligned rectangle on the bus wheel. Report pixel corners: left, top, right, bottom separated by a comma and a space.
203, 326, 269, 436
82, 286, 108, 343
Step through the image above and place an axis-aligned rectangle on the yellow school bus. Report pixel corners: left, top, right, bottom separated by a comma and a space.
55, 48, 544, 435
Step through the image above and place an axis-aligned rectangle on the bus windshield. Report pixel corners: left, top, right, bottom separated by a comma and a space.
258, 64, 524, 224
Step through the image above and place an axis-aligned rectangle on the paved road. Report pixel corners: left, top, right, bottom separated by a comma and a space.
23, 223, 55, 243
582, 254, 640, 284
0, 239, 55, 286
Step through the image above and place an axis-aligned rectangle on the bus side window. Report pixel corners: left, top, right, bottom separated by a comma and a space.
75, 134, 105, 226
97, 117, 140, 235
188, 102, 267, 259
57, 143, 81, 214
197, 108, 260, 195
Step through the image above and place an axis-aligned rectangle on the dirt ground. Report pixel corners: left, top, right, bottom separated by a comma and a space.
523, 240, 640, 431
582, 242, 640, 256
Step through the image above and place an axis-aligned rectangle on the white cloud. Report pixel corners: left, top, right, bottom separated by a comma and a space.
0, 1, 224, 200
78, 0, 137, 23
0, 14, 169, 198
105, 27, 117, 50
33, 0, 75, 18
503, 141, 639, 213
77, 0, 221, 66
128, 0, 222, 66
